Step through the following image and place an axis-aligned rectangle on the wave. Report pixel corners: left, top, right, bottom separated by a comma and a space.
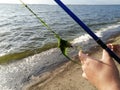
87, 20, 119, 27
0, 22, 11, 27
72, 22, 120, 51
0, 42, 57, 64
0, 23, 120, 90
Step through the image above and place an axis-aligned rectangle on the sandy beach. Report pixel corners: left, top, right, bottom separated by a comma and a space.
23, 35, 120, 90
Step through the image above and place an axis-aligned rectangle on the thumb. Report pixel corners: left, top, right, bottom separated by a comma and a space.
101, 49, 115, 65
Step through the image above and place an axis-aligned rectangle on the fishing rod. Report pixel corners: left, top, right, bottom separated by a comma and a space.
54, 0, 120, 64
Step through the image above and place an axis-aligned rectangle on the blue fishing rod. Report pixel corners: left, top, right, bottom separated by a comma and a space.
54, 0, 120, 64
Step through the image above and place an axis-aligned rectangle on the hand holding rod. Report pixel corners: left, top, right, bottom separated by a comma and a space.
54, 0, 120, 64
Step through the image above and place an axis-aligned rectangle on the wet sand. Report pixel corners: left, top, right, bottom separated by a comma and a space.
23, 35, 120, 90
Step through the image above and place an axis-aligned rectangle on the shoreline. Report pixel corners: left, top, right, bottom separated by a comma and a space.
1, 24, 120, 65
23, 34, 120, 90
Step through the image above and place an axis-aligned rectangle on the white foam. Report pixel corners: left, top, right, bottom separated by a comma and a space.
72, 23, 120, 50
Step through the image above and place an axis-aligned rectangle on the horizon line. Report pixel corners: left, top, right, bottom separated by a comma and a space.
0, 3, 120, 5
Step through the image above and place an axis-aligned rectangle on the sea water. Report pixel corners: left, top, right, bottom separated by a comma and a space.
0, 4, 120, 90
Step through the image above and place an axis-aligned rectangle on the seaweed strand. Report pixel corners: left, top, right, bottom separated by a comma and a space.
19, 0, 81, 65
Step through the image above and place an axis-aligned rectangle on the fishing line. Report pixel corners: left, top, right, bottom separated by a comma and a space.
19, 0, 81, 65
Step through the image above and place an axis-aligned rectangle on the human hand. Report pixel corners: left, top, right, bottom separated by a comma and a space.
78, 49, 120, 90
108, 44, 120, 58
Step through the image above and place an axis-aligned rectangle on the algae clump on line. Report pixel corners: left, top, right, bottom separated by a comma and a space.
19, 0, 80, 65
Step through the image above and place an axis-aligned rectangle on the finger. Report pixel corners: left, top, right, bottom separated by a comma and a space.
107, 44, 120, 58
101, 49, 115, 65
82, 72, 87, 79
78, 51, 87, 64
81, 65, 85, 71
107, 44, 114, 51
107, 44, 120, 53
